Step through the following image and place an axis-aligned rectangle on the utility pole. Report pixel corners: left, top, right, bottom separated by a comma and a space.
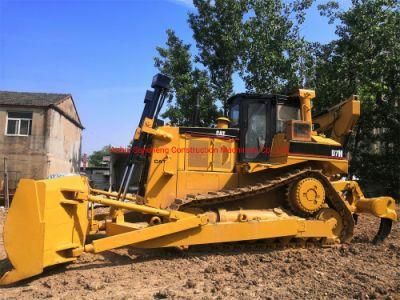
4, 157, 9, 209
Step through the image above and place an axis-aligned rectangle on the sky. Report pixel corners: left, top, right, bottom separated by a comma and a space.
0, 0, 350, 155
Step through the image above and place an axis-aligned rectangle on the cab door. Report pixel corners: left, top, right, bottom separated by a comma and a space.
240, 100, 274, 162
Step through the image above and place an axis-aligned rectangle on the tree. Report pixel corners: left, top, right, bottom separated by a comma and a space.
189, 0, 247, 114
89, 145, 111, 167
315, 0, 400, 198
154, 29, 219, 126
240, 0, 314, 93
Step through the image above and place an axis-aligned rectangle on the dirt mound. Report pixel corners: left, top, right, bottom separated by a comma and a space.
0, 209, 399, 299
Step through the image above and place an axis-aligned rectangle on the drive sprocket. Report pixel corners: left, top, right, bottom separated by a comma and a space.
287, 177, 325, 217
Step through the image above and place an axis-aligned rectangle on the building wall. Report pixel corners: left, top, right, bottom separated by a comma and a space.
46, 99, 82, 175
0, 106, 48, 188
0, 97, 82, 188
57, 98, 81, 123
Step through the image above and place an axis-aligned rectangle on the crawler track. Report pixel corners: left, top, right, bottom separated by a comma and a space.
169, 169, 355, 243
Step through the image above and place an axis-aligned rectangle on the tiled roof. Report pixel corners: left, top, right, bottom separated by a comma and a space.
0, 91, 84, 128
0, 91, 70, 107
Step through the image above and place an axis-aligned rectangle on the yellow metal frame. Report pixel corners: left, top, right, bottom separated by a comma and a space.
331, 180, 397, 221
0, 176, 89, 285
313, 96, 360, 145
0, 175, 340, 285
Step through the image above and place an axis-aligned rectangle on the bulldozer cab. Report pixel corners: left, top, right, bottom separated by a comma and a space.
228, 94, 301, 162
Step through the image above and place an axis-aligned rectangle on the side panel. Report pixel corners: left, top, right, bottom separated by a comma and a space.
185, 136, 213, 171
269, 133, 289, 163
145, 128, 239, 208
176, 171, 238, 199
144, 127, 179, 209
212, 138, 236, 172
178, 133, 238, 199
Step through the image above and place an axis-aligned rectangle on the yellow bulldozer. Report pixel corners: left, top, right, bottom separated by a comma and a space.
0, 74, 397, 285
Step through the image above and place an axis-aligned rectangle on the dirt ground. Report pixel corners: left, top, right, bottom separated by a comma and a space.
0, 208, 399, 300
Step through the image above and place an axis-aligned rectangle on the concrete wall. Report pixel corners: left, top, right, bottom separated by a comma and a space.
0, 97, 82, 188
0, 106, 48, 188
46, 98, 82, 175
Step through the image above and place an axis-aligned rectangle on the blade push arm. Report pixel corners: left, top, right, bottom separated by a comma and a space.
117, 74, 171, 200
312, 95, 360, 147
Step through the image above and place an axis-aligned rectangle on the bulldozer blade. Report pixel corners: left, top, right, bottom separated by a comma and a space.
372, 218, 393, 245
0, 176, 89, 285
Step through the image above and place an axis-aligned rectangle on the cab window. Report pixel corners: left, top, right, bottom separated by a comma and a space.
276, 104, 300, 132
229, 104, 239, 127
244, 103, 267, 160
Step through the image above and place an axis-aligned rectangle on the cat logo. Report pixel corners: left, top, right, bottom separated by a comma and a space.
216, 130, 226, 136
331, 149, 344, 158
154, 159, 167, 164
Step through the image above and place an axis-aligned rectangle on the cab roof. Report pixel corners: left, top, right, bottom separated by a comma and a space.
227, 93, 299, 106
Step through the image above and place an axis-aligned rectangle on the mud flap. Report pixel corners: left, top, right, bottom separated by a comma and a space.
0, 176, 89, 285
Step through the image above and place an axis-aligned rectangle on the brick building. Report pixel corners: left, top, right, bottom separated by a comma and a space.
0, 91, 84, 189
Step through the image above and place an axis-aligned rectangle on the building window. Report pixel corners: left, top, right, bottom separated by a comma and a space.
6, 112, 33, 136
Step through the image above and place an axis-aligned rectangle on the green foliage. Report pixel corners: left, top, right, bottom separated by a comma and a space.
89, 145, 111, 167
153, 0, 399, 197
315, 0, 400, 197
155, 29, 219, 126
189, 0, 248, 114
240, 0, 314, 93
